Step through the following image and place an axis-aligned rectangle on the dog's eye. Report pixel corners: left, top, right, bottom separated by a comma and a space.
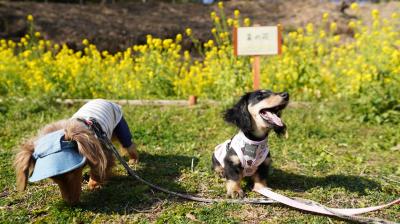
256, 94, 264, 100
256, 92, 267, 100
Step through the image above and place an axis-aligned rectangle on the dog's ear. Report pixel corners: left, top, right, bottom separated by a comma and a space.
64, 119, 109, 182
224, 93, 252, 133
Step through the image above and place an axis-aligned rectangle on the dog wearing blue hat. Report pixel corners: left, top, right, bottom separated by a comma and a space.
14, 99, 138, 205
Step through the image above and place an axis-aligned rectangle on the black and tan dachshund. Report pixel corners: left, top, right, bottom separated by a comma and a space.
212, 90, 289, 198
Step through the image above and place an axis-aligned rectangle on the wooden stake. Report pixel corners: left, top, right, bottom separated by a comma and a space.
252, 24, 261, 90
278, 24, 283, 55
252, 55, 260, 90
188, 95, 197, 106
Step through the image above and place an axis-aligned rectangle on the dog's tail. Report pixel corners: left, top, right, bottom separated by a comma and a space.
64, 119, 109, 181
14, 120, 68, 191
14, 140, 35, 192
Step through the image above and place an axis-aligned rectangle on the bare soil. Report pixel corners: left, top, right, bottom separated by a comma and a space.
0, 0, 398, 53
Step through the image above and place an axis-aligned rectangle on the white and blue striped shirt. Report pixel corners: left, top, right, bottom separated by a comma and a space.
72, 99, 123, 139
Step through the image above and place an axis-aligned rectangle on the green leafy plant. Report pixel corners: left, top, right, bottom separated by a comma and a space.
352, 80, 400, 124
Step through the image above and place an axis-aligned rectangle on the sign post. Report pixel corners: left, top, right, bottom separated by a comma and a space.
252, 55, 261, 90
234, 24, 282, 90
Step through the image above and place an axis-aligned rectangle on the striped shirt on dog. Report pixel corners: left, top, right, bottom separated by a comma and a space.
72, 99, 123, 139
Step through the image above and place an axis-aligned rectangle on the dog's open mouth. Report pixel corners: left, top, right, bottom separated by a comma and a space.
259, 104, 287, 127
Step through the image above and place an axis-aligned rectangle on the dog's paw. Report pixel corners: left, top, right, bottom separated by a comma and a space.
253, 181, 267, 191
227, 188, 244, 198
88, 179, 102, 190
128, 158, 138, 165
125, 144, 139, 164
226, 180, 244, 198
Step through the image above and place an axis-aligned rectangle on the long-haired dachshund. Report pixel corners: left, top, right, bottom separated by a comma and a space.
14, 99, 138, 205
212, 90, 289, 198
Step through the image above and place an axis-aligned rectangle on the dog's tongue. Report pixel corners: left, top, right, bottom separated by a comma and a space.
265, 111, 283, 127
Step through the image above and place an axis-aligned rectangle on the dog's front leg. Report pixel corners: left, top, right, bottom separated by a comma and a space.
52, 167, 83, 205
124, 143, 138, 164
223, 153, 244, 198
88, 170, 102, 190
252, 156, 272, 191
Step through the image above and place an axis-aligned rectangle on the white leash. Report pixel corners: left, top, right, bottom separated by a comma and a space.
84, 118, 400, 223
255, 187, 400, 223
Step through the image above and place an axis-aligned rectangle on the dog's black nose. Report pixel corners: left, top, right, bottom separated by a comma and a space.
280, 92, 289, 100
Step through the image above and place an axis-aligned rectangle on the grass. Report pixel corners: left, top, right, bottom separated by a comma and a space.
0, 99, 399, 223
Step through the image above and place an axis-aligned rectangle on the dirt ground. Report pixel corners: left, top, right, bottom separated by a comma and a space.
0, 0, 399, 52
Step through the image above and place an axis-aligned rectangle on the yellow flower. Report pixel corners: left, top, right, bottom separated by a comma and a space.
330, 22, 337, 32
227, 18, 233, 26
184, 50, 190, 61
322, 12, 329, 21
27, 14, 34, 21
175, 34, 182, 43
211, 28, 217, 34
207, 40, 214, 47
306, 23, 314, 34
333, 35, 340, 43
210, 11, 216, 19
163, 39, 173, 48
214, 16, 220, 23
234, 9, 240, 18
244, 18, 251, 26
34, 32, 41, 38
350, 2, 359, 11
82, 39, 89, 45
218, 2, 223, 9
371, 9, 379, 19
348, 21, 356, 29
317, 45, 324, 55
185, 28, 192, 36
319, 30, 326, 38
22, 50, 31, 58
297, 28, 304, 34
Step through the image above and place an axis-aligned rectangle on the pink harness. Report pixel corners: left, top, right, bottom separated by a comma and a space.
214, 131, 269, 176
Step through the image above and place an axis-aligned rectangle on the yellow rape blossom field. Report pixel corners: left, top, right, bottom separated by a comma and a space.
0, 4, 399, 122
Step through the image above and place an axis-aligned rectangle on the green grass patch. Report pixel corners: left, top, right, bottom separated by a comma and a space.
0, 100, 399, 223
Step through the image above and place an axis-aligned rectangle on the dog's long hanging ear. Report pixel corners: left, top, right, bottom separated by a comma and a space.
64, 119, 109, 182
223, 93, 252, 133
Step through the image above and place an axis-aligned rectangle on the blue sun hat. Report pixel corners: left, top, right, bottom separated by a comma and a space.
29, 129, 87, 182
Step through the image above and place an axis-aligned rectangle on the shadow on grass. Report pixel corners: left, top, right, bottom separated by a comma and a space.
70, 155, 380, 215
268, 168, 381, 195
76, 152, 198, 214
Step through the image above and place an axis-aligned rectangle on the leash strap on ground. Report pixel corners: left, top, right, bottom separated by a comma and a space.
255, 188, 400, 224
81, 117, 275, 204
82, 118, 400, 223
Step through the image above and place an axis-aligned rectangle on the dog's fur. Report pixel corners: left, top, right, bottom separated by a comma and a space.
212, 90, 289, 198
14, 119, 137, 205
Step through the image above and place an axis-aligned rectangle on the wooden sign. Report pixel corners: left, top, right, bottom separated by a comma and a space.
233, 26, 282, 56
233, 25, 282, 90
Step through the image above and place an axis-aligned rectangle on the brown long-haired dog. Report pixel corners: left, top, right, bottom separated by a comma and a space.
14, 99, 138, 205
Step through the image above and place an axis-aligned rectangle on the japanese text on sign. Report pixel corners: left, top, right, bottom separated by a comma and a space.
234, 26, 281, 56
